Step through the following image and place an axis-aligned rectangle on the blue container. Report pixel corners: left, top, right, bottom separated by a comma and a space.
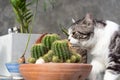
5, 63, 24, 80
5, 63, 20, 73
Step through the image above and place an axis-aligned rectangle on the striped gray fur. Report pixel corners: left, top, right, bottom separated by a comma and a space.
108, 29, 120, 74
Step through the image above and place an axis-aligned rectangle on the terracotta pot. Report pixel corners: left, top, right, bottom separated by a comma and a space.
19, 63, 92, 80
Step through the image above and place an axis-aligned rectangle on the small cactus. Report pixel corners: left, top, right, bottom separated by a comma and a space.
66, 59, 71, 63
36, 50, 54, 63
72, 53, 82, 63
42, 50, 54, 62
41, 34, 60, 50
31, 43, 48, 60
52, 56, 60, 63
28, 57, 36, 63
70, 55, 77, 63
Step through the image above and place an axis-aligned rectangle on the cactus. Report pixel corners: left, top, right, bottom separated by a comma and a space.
72, 53, 82, 62
70, 55, 77, 63
42, 50, 54, 62
51, 39, 82, 63
52, 56, 60, 63
51, 40, 72, 62
28, 57, 36, 63
30, 33, 82, 64
31, 43, 48, 60
66, 59, 71, 63
41, 34, 60, 50
69, 50, 82, 63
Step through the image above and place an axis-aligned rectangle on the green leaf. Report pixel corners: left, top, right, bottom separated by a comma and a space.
43, 0, 47, 12
26, 14, 33, 23
61, 27, 69, 37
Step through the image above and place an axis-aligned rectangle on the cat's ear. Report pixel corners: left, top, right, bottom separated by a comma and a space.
85, 13, 93, 22
72, 18, 75, 23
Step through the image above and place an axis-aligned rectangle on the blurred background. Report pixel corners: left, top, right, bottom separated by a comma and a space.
0, 0, 120, 36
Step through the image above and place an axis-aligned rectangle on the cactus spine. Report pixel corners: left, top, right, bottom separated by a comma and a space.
41, 34, 60, 50
31, 43, 48, 60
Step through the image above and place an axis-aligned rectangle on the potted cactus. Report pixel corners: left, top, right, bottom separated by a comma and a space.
1, 0, 92, 79
30, 34, 81, 64
19, 33, 92, 80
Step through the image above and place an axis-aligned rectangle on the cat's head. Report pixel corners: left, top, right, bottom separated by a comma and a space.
68, 13, 100, 47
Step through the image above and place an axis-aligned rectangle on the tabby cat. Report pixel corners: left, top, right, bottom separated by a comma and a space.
68, 13, 120, 80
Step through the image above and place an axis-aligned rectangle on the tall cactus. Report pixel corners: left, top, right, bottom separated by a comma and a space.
31, 43, 48, 60
51, 39, 82, 63
51, 40, 72, 62
41, 34, 60, 50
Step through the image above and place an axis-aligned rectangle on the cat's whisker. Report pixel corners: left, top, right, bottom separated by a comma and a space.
72, 18, 75, 23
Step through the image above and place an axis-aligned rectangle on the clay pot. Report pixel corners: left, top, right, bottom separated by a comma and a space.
19, 63, 92, 80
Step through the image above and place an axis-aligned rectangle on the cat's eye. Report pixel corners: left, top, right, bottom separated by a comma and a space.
82, 35, 87, 38
72, 31, 89, 39
83, 21, 87, 24
87, 23, 91, 26
79, 34, 88, 39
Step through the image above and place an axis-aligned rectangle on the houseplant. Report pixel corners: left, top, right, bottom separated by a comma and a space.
3, 0, 40, 78
10, 0, 38, 33
10, 0, 39, 63
5, 0, 92, 80
19, 33, 92, 80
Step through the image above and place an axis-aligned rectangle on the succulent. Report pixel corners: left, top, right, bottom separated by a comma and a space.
30, 33, 82, 63
31, 43, 48, 60
52, 39, 82, 63
52, 56, 60, 62
27, 57, 36, 63
42, 50, 54, 62
72, 52, 82, 63
41, 34, 60, 50
51, 40, 72, 62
